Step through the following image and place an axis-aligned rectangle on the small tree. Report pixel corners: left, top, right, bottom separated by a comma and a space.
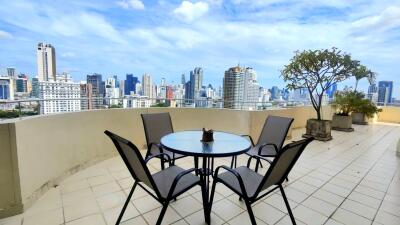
353, 65, 376, 91
281, 47, 360, 120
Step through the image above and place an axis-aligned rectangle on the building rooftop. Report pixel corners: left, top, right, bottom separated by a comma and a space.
1, 123, 399, 225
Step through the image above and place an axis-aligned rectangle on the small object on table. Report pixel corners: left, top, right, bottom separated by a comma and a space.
202, 128, 214, 142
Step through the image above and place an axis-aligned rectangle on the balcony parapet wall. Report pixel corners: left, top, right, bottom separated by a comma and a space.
0, 105, 340, 218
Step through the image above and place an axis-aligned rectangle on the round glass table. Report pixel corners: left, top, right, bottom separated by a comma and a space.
161, 130, 251, 224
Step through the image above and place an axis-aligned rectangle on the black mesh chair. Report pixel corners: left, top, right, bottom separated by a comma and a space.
211, 137, 313, 225
141, 112, 196, 170
104, 130, 204, 225
231, 116, 294, 171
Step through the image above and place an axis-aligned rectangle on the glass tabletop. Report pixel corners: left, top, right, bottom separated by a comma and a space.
160, 130, 251, 157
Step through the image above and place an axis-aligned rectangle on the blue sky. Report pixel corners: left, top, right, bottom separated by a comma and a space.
0, 0, 399, 97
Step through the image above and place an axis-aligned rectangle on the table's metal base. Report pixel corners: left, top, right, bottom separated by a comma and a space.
199, 156, 215, 224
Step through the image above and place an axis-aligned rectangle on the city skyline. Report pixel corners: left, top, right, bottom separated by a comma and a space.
0, 0, 399, 97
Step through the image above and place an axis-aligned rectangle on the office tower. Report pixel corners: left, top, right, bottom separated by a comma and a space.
142, 73, 153, 98
270, 86, 280, 100
243, 67, 260, 109
326, 83, 337, 99
16, 74, 28, 93
184, 81, 191, 99
31, 78, 40, 98
7, 67, 16, 78
37, 43, 56, 81
190, 67, 203, 99
39, 80, 81, 114
0, 77, 14, 100
80, 83, 90, 110
223, 66, 244, 109
378, 81, 393, 105
181, 74, 186, 85
124, 74, 139, 95
368, 84, 378, 94
87, 73, 103, 109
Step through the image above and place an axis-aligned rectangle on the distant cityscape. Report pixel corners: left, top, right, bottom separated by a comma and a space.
0, 43, 397, 115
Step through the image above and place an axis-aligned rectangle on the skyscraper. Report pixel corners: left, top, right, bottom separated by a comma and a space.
31, 78, 40, 98
378, 81, 393, 105
124, 74, 139, 95
185, 67, 203, 100
367, 83, 378, 103
0, 77, 14, 100
37, 43, 56, 81
223, 66, 244, 109
16, 74, 28, 93
181, 74, 186, 85
142, 73, 153, 98
87, 74, 103, 109
326, 83, 337, 99
243, 67, 260, 109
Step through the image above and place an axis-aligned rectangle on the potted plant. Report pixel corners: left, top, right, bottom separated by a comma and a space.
281, 48, 363, 141
331, 90, 364, 131
351, 96, 382, 125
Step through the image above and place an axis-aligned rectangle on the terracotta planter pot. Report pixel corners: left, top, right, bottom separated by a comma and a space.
302, 119, 332, 141
332, 114, 354, 132
352, 112, 368, 125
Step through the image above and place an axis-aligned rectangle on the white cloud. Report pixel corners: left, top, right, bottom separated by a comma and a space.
352, 6, 400, 32
173, 1, 209, 23
0, 30, 12, 39
117, 0, 145, 10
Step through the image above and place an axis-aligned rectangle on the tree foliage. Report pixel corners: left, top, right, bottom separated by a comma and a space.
353, 65, 376, 91
281, 47, 361, 120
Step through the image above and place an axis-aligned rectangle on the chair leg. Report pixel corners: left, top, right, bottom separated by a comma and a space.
209, 180, 217, 216
244, 200, 257, 225
156, 202, 169, 225
255, 158, 260, 172
279, 185, 296, 225
116, 181, 137, 224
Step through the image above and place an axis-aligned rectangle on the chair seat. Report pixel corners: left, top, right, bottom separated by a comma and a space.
218, 166, 263, 198
150, 145, 185, 160
246, 144, 277, 157
152, 166, 200, 199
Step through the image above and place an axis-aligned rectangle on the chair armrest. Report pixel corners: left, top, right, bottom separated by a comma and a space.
214, 165, 248, 198
241, 135, 255, 146
145, 153, 172, 166
247, 155, 272, 168
166, 168, 197, 199
258, 143, 278, 156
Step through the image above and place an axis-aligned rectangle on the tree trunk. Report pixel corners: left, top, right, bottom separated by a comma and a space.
355, 80, 359, 91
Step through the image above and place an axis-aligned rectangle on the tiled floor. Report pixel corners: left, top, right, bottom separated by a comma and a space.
1, 123, 399, 225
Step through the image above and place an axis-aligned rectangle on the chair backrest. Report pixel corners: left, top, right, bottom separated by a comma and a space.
141, 113, 174, 147
104, 130, 158, 193
258, 137, 314, 193
256, 116, 294, 151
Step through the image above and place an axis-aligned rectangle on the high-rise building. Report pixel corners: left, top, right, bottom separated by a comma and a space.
0, 77, 14, 100
270, 86, 280, 100
161, 78, 166, 87
326, 83, 337, 99
7, 67, 16, 78
39, 80, 81, 114
378, 81, 393, 105
37, 43, 56, 81
367, 84, 378, 103
31, 78, 40, 98
166, 86, 174, 100
243, 67, 260, 109
190, 67, 203, 99
16, 74, 28, 93
142, 73, 153, 98
223, 66, 244, 109
124, 74, 139, 95
87, 74, 103, 109
105, 77, 120, 106
181, 74, 186, 85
